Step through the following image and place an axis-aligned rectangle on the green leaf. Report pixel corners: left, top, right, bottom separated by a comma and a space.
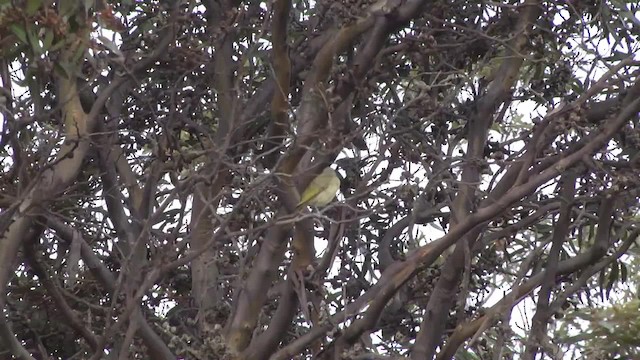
26, 0, 42, 16
9, 24, 28, 44
620, 262, 628, 283
49, 40, 67, 52
58, 0, 78, 17
620, 10, 640, 27
42, 29, 54, 50
97, 35, 123, 58
603, 51, 632, 61
83, 0, 95, 11
599, 268, 606, 300
605, 263, 619, 299
456, 350, 481, 360
27, 26, 42, 55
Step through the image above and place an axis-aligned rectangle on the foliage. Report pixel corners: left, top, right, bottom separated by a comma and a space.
558, 298, 640, 359
0, 0, 640, 359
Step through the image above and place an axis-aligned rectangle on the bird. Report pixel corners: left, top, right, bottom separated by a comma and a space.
296, 167, 341, 209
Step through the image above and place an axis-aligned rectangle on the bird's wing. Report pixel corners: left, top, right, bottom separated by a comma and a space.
297, 175, 329, 207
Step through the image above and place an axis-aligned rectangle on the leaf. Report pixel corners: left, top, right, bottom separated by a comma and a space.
9, 24, 28, 44
429, 222, 443, 232
588, 224, 595, 244
599, 268, 606, 300
26, 0, 42, 16
599, 319, 616, 334
456, 350, 481, 360
97, 35, 123, 58
603, 51, 632, 61
42, 29, 54, 50
27, 26, 42, 55
619, 10, 640, 27
58, 0, 78, 17
49, 40, 67, 52
605, 263, 619, 299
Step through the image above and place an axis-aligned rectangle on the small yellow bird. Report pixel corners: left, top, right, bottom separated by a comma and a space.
296, 167, 341, 209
